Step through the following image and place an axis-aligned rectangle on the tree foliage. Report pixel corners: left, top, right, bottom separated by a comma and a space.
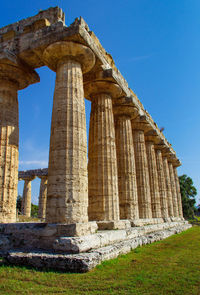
16, 195, 22, 213
16, 195, 38, 217
179, 174, 197, 219
31, 204, 38, 217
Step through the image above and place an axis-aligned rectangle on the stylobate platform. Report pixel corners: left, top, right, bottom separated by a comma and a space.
0, 221, 191, 273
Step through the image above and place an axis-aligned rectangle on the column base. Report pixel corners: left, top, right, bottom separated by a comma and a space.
55, 221, 98, 237
0, 221, 98, 239
0, 215, 16, 223
131, 218, 164, 227
97, 220, 131, 230
163, 217, 172, 223
170, 217, 184, 222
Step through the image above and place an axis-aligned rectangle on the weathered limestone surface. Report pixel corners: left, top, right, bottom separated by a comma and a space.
0, 221, 191, 272
132, 128, 152, 219
174, 167, 184, 218
168, 162, 179, 217
0, 53, 39, 223
21, 177, 34, 217
0, 222, 98, 250
43, 41, 95, 224
86, 81, 121, 223
53, 221, 190, 253
145, 141, 162, 218
114, 113, 139, 220
163, 157, 174, 217
0, 80, 19, 223
131, 217, 164, 227
155, 149, 169, 218
97, 220, 131, 230
38, 176, 48, 220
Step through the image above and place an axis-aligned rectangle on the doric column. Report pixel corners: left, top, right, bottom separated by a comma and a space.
38, 176, 48, 220
145, 140, 162, 218
0, 53, 39, 223
114, 104, 139, 221
173, 166, 184, 218
155, 149, 169, 218
131, 118, 152, 219
21, 177, 34, 217
43, 41, 95, 224
168, 162, 179, 217
85, 81, 129, 229
163, 157, 174, 217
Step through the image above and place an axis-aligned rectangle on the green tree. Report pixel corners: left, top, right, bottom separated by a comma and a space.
31, 203, 38, 218
16, 195, 23, 213
179, 174, 197, 219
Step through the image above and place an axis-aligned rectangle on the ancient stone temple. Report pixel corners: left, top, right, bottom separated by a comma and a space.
0, 7, 189, 272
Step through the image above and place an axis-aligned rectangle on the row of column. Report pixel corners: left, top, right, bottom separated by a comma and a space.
86, 85, 183, 224
0, 53, 39, 223
19, 176, 47, 219
0, 41, 183, 225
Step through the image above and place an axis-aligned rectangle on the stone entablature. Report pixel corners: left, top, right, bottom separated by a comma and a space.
18, 168, 48, 180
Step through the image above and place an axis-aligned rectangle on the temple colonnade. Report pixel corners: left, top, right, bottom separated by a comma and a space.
0, 39, 183, 228
18, 169, 48, 219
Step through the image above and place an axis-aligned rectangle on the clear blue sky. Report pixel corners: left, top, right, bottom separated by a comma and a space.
0, 0, 199, 205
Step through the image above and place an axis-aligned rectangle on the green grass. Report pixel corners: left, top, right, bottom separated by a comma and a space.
0, 226, 199, 295
189, 216, 200, 225
17, 216, 40, 223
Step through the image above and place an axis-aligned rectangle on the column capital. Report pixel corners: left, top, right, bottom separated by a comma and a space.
43, 41, 95, 73
145, 129, 164, 145
21, 176, 36, 182
0, 51, 39, 89
173, 159, 182, 167
113, 97, 139, 119
131, 115, 152, 133
154, 145, 179, 167
84, 80, 122, 101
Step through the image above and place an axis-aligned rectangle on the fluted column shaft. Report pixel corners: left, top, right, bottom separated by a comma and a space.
132, 129, 152, 219
155, 149, 169, 218
163, 157, 174, 217
168, 162, 179, 217
115, 115, 139, 220
88, 93, 120, 221
174, 167, 183, 218
145, 141, 161, 218
0, 80, 19, 223
38, 177, 48, 220
46, 59, 88, 223
22, 178, 32, 217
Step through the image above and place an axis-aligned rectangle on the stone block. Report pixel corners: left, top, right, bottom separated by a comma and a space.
131, 218, 164, 227
55, 222, 98, 237
97, 220, 131, 230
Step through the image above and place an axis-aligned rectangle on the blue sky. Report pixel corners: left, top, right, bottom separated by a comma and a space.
0, 0, 199, 205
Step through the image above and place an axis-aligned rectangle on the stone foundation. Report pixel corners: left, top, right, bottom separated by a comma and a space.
0, 221, 191, 272
0, 222, 97, 251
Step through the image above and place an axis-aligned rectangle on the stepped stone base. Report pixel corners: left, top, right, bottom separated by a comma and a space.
0, 221, 191, 272
0, 222, 98, 251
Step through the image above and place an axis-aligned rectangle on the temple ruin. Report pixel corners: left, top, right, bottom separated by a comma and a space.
0, 7, 191, 272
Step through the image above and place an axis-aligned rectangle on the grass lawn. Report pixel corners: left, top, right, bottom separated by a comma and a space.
0, 226, 199, 295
